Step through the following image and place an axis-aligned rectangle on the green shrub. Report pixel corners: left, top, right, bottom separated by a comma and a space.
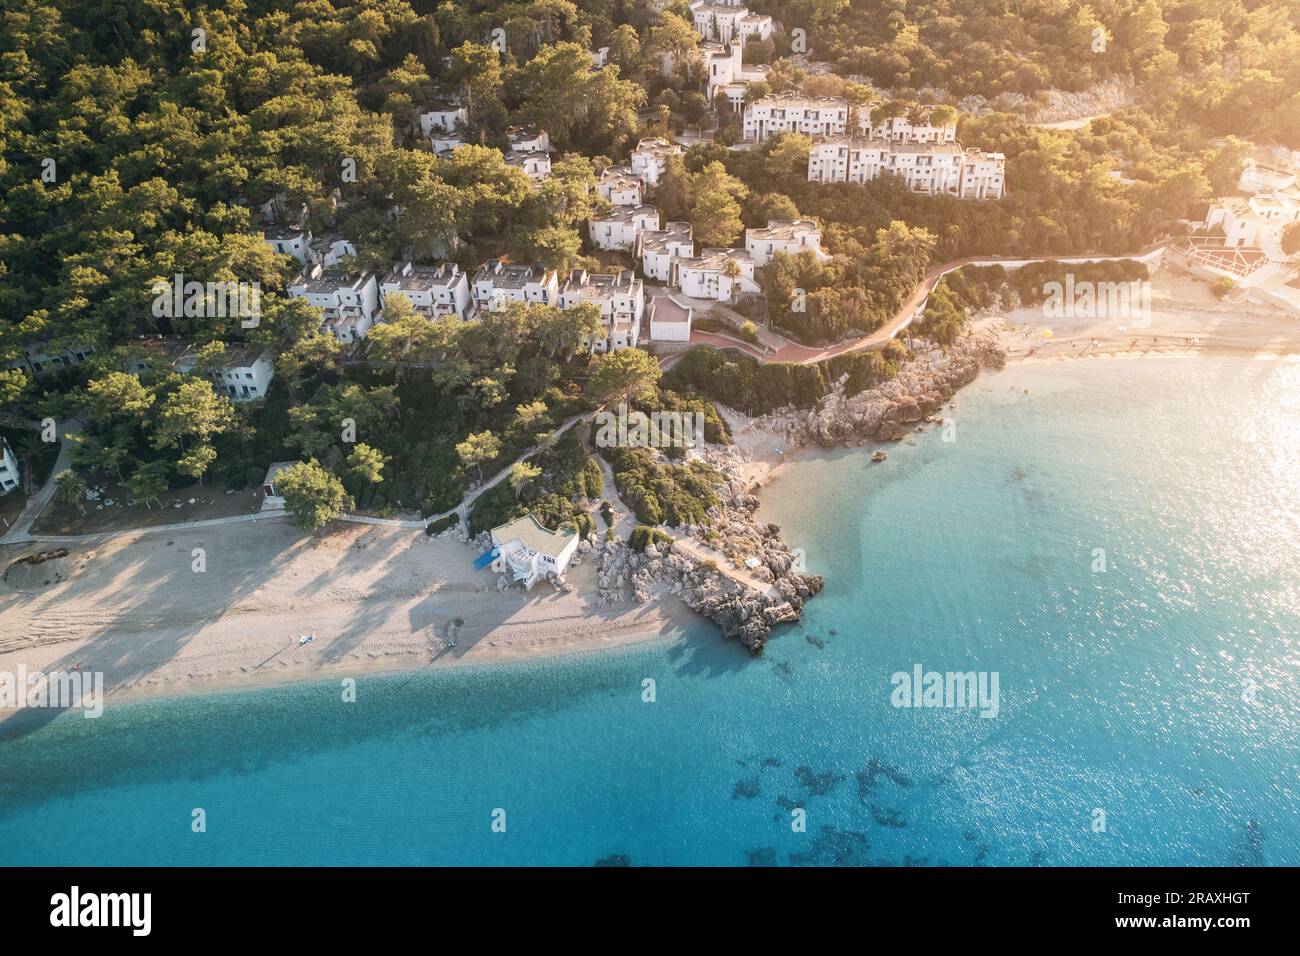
630, 525, 674, 552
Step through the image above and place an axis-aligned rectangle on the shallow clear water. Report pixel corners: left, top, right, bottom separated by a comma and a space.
2, 356, 1297, 866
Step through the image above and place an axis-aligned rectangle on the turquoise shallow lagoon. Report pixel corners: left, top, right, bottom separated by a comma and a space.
2, 356, 1297, 865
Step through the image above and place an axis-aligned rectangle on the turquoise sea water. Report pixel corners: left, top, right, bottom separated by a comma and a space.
2, 356, 1298, 866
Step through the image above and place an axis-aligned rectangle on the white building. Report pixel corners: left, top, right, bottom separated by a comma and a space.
689, 2, 772, 45
472, 259, 559, 313
589, 205, 659, 252
429, 132, 467, 155
629, 137, 685, 187
259, 461, 299, 510
1239, 160, 1298, 195
489, 513, 580, 589
506, 149, 552, 181
381, 261, 471, 320
264, 225, 311, 263
287, 264, 381, 343
306, 234, 357, 268
745, 219, 827, 268
598, 166, 645, 206
807, 137, 1005, 199
0, 437, 18, 496
648, 294, 694, 342
677, 248, 759, 301
507, 127, 551, 154
559, 269, 646, 351
744, 94, 849, 141
3, 342, 96, 377
704, 45, 770, 112
123, 337, 275, 401
418, 104, 468, 139
862, 111, 958, 144
641, 222, 694, 284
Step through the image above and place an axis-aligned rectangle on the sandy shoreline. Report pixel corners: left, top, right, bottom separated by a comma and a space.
2, 271, 1297, 713
0, 518, 692, 714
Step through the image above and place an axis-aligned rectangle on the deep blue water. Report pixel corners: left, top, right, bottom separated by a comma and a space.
2, 356, 1297, 866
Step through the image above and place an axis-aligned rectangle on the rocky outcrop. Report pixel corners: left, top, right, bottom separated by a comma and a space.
760, 330, 1005, 448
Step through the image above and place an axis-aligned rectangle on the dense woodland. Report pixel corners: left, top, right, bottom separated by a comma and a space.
1, 0, 1295, 527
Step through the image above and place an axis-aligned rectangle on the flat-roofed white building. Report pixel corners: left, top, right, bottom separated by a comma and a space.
0, 437, 19, 496
559, 269, 646, 352
123, 337, 275, 401
506, 126, 551, 154
3, 342, 97, 378
307, 234, 357, 268
641, 222, 694, 284
472, 259, 559, 313
263, 225, 311, 263
676, 248, 758, 301
744, 93, 849, 141
958, 148, 1006, 199
287, 264, 381, 343
490, 513, 580, 589
807, 136, 1004, 199
629, 137, 685, 186
689, 2, 772, 45
589, 205, 659, 251
381, 261, 471, 319
648, 294, 693, 342
598, 166, 645, 206
506, 149, 552, 181
861, 111, 958, 144
745, 219, 827, 268
418, 103, 467, 139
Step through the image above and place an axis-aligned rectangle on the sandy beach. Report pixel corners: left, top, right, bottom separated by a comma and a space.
0, 517, 690, 710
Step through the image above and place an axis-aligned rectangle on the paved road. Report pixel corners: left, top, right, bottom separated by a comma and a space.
0, 420, 75, 546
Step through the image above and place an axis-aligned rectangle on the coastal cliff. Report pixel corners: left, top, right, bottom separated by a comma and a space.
761, 330, 1006, 447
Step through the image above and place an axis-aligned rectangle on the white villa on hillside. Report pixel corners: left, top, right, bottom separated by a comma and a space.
263, 228, 356, 267
472, 259, 559, 312
677, 248, 759, 301
506, 149, 552, 181
380, 261, 471, 320
1189, 189, 1300, 285
123, 337, 275, 402
418, 103, 467, 139
689, 1, 772, 45
807, 137, 1005, 199
489, 513, 579, 589
598, 166, 645, 206
744, 94, 849, 141
589, 205, 659, 251
745, 219, 827, 268
287, 264, 381, 343
507, 127, 551, 154
648, 294, 694, 342
641, 222, 694, 283
705, 44, 769, 112
0, 437, 19, 496
560, 269, 646, 351
864, 111, 958, 144
629, 137, 685, 186
3, 342, 96, 377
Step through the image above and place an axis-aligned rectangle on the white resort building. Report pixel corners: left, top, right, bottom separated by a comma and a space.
588, 205, 659, 251
380, 261, 471, 320
472, 259, 560, 313
559, 269, 646, 352
123, 337, 276, 402
743, 94, 960, 145
598, 166, 645, 206
1186, 186, 1300, 310
647, 293, 694, 342
489, 514, 580, 589
704, 44, 770, 113
688, 1, 773, 46
287, 264, 381, 343
745, 219, 827, 268
641, 222, 694, 284
0, 437, 19, 496
629, 137, 685, 186
676, 248, 759, 301
806, 137, 1005, 199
